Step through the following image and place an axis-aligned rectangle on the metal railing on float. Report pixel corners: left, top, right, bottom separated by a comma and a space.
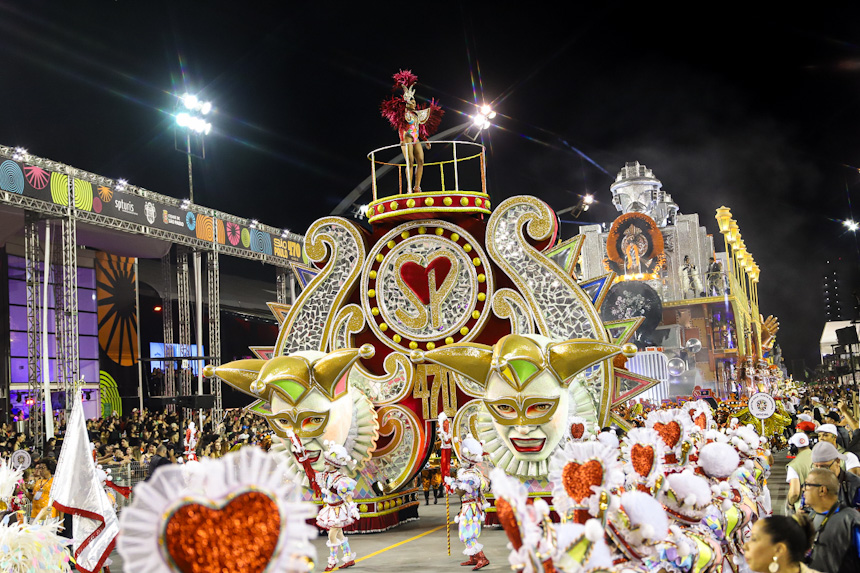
367, 141, 487, 200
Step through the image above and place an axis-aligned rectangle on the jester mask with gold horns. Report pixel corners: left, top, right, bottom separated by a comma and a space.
415, 334, 622, 466
203, 344, 378, 471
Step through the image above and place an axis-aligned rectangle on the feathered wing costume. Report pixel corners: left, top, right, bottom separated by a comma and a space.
380, 69, 444, 142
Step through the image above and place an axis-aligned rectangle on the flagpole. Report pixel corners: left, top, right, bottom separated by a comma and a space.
42, 222, 54, 441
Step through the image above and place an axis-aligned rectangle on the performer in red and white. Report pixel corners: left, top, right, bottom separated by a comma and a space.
438, 412, 453, 482
183, 421, 198, 461
316, 441, 360, 571
380, 70, 443, 192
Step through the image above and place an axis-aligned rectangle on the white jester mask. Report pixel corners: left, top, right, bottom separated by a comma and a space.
203, 345, 373, 471
418, 334, 622, 463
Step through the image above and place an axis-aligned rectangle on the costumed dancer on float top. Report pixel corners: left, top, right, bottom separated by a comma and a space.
446, 434, 490, 570
316, 440, 360, 571
380, 69, 444, 193
184, 421, 198, 461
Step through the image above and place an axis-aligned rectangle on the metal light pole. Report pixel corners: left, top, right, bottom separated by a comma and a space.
175, 94, 212, 427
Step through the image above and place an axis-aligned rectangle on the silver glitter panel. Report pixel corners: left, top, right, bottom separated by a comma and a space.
486, 199, 598, 341
278, 219, 365, 354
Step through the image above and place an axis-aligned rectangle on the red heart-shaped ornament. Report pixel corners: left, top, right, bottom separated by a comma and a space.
399, 256, 453, 305
570, 422, 585, 440
630, 444, 654, 477
562, 460, 603, 503
653, 421, 681, 448
164, 491, 280, 573
693, 412, 707, 430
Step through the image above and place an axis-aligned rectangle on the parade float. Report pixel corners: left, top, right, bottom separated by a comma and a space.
194, 72, 781, 573
572, 161, 784, 403
202, 71, 660, 534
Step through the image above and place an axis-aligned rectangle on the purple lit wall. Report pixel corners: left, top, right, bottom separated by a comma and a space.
8, 255, 99, 410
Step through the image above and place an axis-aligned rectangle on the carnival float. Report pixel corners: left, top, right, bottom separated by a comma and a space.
110, 70, 787, 572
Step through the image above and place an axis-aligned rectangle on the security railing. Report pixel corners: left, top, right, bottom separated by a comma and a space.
367, 141, 486, 200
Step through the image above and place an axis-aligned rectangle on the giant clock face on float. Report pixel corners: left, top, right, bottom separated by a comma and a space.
360, 220, 494, 353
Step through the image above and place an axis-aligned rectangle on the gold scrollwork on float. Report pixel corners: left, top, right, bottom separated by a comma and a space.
275, 217, 367, 354
367, 404, 424, 491
330, 304, 365, 352
491, 288, 535, 335
451, 400, 485, 462
412, 363, 459, 419
348, 352, 414, 406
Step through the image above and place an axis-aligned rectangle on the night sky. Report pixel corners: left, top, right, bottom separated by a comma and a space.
3, 2, 860, 372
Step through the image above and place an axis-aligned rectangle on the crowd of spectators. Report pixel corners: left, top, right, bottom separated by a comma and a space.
783, 384, 860, 572
0, 407, 276, 484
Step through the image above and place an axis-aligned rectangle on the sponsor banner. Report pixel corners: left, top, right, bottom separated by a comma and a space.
0, 159, 303, 263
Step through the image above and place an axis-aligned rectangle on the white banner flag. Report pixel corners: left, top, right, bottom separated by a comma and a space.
51, 388, 119, 573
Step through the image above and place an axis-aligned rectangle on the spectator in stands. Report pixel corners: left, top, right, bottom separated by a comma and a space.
787, 432, 813, 513
146, 445, 172, 481
27, 458, 58, 520
805, 468, 860, 573
812, 441, 860, 509
816, 424, 860, 476
825, 410, 852, 449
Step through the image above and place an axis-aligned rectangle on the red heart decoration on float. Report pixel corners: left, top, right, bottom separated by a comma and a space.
570, 422, 585, 440
399, 256, 453, 305
693, 413, 707, 430
562, 460, 603, 503
164, 491, 280, 573
630, 444, 654, 477
653, 421, 681, 449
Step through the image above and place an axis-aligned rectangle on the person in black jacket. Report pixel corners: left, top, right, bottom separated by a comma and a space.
145, 445, 172, 481
805, 468, 860, 573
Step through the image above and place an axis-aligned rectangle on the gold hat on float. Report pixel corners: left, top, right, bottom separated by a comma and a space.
203, 344, 375, 407
417, 334, 621, 391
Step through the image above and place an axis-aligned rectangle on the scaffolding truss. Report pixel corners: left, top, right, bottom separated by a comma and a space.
177, 250, 192, 419
24, 213, 43, 454
161, 252, 176, 413
208, 249, 222, 424
276, 266, 289, 305
53, 214, 80, 417
1, 145, 300, 432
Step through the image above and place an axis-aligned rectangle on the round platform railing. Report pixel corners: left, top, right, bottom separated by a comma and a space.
367, 140, 486, 201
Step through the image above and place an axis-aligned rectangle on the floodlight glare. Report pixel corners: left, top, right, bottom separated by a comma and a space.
200, 101, 212, 115
176, 112, 191, 127
183, 94, 198, 110
583, 194, 594, 205
115, 178, 128, 191
481, 104, 492, 115
845, 219, 859, 232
